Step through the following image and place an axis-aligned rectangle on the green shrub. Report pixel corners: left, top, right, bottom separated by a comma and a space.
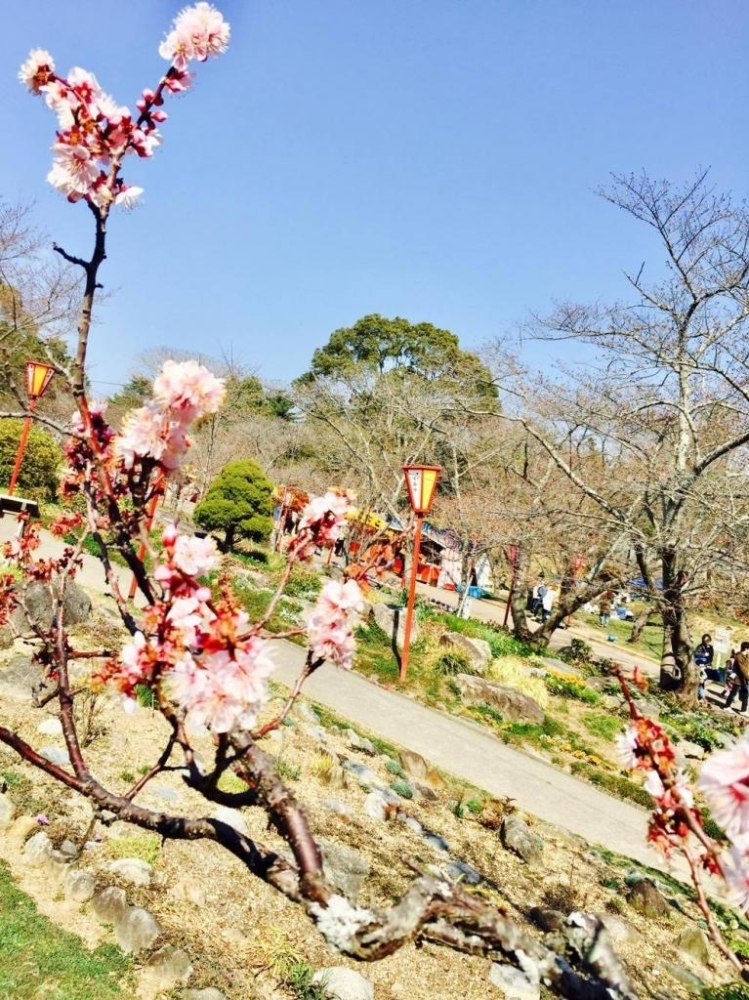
284, 566, 322, 600
390, 779, 414, 799
194, 459, 274, 552
0, 419, 62, 501
556, 637, 594, 666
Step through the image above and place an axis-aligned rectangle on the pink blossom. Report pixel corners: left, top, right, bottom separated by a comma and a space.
114, 185, 143, 209
617, 726, 638, 768
115, 404, 190, 471
317, 579, 364, 615
159, 3, 231, 69
152, 360, 226, 420
166, 596, 207, 643
698, 735, 749, 843
298, 491, 351, 531
644, 771, 665, 799
171, 531, 218, 578
47, 144, 100, 198
18, 49, 55, 92
305, 580, 362, 669
166, 637, 275, 734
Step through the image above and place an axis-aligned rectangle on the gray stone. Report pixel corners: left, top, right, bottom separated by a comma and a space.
342, 760, 379, 785
114, 905, 163, 954
321, 841, 370, 903
13, 580, 92, 632
626, 879, 669, 918
398, 749, 429, 781
362, 790, 391, 822
59, 839, 79, 859
91, 885, 129, 924
64, 869, 96, 902
0, 792, 15, 829
488, 963, 540, 1000
595, 913, 642, 945
454, 675, 544, 725
529, 907, 566, 932
294, 701, 320, 724
422, 830, 450, 853
312, 967, 374, 1000
37, 717, 63, 736
500, 815, 543, 865
447, 860, 483, 885
372, 603, 417, 650
440, 632, 493, 673
151, 784, 181, 802
674, 926, 710, 964
677, 740, 705, 761
345, 729, 378, 755
213, 805, 248, 836
662, 963, 706, 989
320, 799, 354, 818
23, 831, 54, 867
0, 655, 46, 699
146, 944, 194, 986
39, 746, 70, 767
106, 858, 155, 886
183, 991, 229, 1000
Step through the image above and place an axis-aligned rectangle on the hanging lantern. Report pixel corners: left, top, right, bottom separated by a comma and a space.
402, 464, 441, 515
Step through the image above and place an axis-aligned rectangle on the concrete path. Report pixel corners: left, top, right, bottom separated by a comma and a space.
266, 639, 681, 875
0, 515, 679, 877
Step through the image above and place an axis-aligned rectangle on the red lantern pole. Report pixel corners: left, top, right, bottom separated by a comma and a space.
7, 362, 55, 496
7, 399, 38, 496
399, 511, 424, 682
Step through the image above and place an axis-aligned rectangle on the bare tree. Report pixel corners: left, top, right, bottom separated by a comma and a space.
517, 171, 749, 700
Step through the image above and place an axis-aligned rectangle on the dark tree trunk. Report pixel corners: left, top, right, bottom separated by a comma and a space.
508, 546, 533, 642
659, 547, 695, 702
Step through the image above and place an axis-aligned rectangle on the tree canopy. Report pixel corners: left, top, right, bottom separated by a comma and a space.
298, 314, 497, 403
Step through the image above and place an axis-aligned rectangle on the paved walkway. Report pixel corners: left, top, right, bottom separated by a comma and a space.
0, 516, 682, 877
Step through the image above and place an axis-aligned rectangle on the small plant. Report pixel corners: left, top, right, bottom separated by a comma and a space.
135, 684, 157, 709
72, 689, 107, 747
555, 637, 593, 666
582, 711, 622, 742
107, 832, 161, 865
465, 798, 483, 814
385, 759, 406, 777
277, 759, 301, 782
434, 650, 473, 676
390, 779, 413, 799
284, 962, 329, 1000
545, 672, 600, 704
119, 770, 136, 784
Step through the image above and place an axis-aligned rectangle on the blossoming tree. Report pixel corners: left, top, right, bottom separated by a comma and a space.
3, 6, 748, 997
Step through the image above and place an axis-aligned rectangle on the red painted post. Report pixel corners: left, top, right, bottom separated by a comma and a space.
399, 512, 424, 681
7, 399, 38, 495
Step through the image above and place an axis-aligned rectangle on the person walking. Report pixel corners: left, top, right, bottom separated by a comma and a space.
598, 592, 613, 627
725, 641, 749, 714
541, 584, 556, 623
694, 633, 714, 702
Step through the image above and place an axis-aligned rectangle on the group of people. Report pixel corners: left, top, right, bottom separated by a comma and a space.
695, 632, 749, 714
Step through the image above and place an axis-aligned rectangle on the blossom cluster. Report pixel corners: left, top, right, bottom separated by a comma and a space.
617, 713, 700, 857
306, 579, 364, 669
699, 738, 749, 905
19, 4, 229, 208
98, 522, 276, 733
289, 490, 353, 560
116, 360, 226, 473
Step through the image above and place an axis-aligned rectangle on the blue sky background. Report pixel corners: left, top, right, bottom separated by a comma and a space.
1, 1, 747, 395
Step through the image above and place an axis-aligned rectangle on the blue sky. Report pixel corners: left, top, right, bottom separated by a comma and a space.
1, 1, 747, 395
